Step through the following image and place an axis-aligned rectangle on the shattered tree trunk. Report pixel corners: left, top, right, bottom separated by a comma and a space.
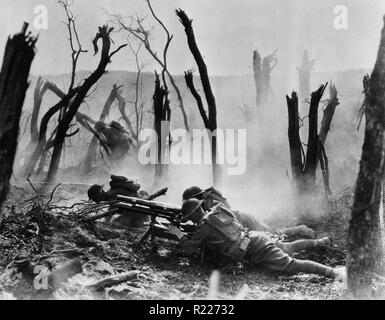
45, 25, 126, 184
261, 52, 276, 104
318, 82, 339, 196
286, 92, 303, 192
253, 50, 262, 108
33, 85, 69, 177
118, 0, 190, 132
22, 84, 74, 178
23, 80, 66, 175
253, 49, 277, 109
347, 18, 385, 298
28, 77, 50, 151
37, 83, 86, 175
21, 77, 50, 173
303, 84, 327, 191
0, 23, 36, 223
297, 50, 315, 114
286, 84, 328, 195
83, 84, 120, 173
116, 88, 137, 142
146, 0, 190, 134
153, 73, 170, 191
319, 82, 339, 146
177, 9, 221, 188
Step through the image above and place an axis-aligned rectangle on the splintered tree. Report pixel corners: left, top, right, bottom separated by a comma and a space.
286, 82, 339, 197
116, 84, 139, 144
109, 0, 189, 132
22, 82, 77, 178
29, 77, 50, 151
46, 25, 126, 183
0, 23, 36, 223
22, 1, 88, 178
297, 50, 316, 113
21, 79, 66, 175
43, 1, 127, 184
153, 72, 171, 190
119, 41, 147, 144
22, 2, 126, 183
176, 9, 221, 187
347, 17, 385, 298
318, 83, 339, 196
253, 49, 278, 108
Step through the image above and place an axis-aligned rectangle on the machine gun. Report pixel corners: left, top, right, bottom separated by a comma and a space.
82, 187, 169, 222
115, 195, 196, 245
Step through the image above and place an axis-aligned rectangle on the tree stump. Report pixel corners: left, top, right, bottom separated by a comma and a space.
0, 23, 36, 225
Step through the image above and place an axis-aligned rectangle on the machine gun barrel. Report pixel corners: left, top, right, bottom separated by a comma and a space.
145, 187, 168, 201
116, 195, 181, 213
117, 202, 178, 221
116, 195, 182, 223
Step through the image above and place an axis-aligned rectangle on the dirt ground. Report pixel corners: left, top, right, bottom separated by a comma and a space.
0, 184, 352, 300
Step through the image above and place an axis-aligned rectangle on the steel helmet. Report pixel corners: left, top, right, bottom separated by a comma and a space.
181, 198, 204, 222
87, 184, 103, 201
182, 186, 203, 201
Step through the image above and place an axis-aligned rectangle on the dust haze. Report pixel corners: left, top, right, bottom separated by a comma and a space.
2, 0, 373, 222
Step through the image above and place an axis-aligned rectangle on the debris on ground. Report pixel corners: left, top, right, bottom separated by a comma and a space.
0, 185, 354, 300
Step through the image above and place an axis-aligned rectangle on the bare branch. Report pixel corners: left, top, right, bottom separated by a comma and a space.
59, 0, 87, 91
107, 7, 189, 131
65, 128, 79, 138
184, 70, 209, 128
108, 43, 128, 59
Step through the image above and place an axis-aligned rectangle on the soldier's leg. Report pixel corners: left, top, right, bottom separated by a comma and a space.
278, 225, 315, 239
235, 212, 276, 233
284, 259, 336, 277
262, 249, 337, 278
276, 237, 330, 255
245, 235, 337, 278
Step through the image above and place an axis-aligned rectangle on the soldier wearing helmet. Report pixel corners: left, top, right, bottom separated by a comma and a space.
182, 186, 315, 239
87, 175, 149, 229
169, 199, 345, 280
182, 186, 231, 210
88, 184, 107, 202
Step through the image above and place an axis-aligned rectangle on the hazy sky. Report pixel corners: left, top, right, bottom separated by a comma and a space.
1, 0, 385, 76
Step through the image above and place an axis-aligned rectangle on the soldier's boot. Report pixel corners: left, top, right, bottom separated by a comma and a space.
283, 259, 336, 278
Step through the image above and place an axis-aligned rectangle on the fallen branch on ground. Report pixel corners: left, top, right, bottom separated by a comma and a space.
86, 271, 139, 291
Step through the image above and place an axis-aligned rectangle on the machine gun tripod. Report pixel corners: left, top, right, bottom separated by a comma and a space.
115, 195, 195, 246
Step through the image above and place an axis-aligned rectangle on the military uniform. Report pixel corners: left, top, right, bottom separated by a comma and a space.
195, 187, 278, 234
106, 175, 141, 199
185, 186, 313, 238
180, 203, 335, 277
98, 176, 150, 229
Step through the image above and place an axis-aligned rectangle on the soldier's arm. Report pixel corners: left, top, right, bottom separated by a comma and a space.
170, 225, 206, 255
105, 189, 118, 201
233, 210, 276, 233
205, 188, 231, 208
